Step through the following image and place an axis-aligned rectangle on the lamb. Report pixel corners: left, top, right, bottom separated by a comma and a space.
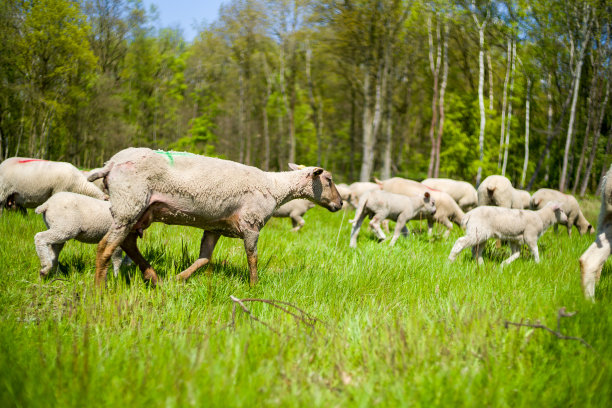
0, 157, 106, 214
422, 178, 478, 211
88, 148, 343, 287
375, 177, 464, 238
349, 190, 436, 247
335, 183, 352, 208
477, 175, 530, 209
272, 199, 315, 231
579, 166, 612, 300
448, 202, 567, 265
34, 192, 123, 278
530, 188, 593, 236
347, 181, 380, 208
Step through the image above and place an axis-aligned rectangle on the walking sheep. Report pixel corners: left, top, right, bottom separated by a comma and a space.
530, 188, 593, 236
477, 175, 530, 209
376, 177, 464, 238
448, 202, 567, 265
88, 148, 343, 287
0, 157, 106, 214
34, 192, 124, 278
272, 199, 315, 231
349, 190, 436, 247
579, 166, 612, 300
422, 178, 478, 211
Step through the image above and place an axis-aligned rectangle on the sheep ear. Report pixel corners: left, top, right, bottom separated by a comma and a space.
310, 167, 324, 177
424, 192, 430, 199
288, 163, 300, 171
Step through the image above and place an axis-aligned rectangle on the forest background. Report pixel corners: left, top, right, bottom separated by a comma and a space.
0, 0, 610, 194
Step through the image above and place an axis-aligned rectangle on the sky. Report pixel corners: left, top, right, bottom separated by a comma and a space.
142, 0, 227, 42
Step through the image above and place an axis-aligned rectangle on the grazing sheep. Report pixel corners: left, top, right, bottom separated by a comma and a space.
349, 190, 436, 247
530, 188, 593, 236
422, 178, 478, 211
579, 166, 612, 300
335, 183, 352, 208
448, 202, 567, 265
0, 157, 106, 214
347, 182, 380, 208
272, 199, 315, 231
477, 175, 529, 209
82, 168, 107, 194
34, 192, 123, 278
376, 177, 464, 238
88, 148, 343, 287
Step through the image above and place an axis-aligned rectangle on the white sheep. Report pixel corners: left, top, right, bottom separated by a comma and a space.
0, 157, 106, 214
530, 188, 593, 236
376, 177, 465, 238
477, 175, 530, 209
82, 168, 107, 194
349, 190, 436, 247
347, 181, 380, 208
421, 178, 478, 211
88, 148, 343, 287
34, 192, 124, 278
579, 166, 612, 300
448, 202, 567, 265
335, 183, 352, 208
272, 199, 315, 231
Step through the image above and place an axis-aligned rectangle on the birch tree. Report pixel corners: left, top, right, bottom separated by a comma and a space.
471, 2, 489, 186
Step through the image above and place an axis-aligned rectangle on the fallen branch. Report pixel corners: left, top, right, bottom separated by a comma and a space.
229, 295, 323, 335
504, 307, 592, 348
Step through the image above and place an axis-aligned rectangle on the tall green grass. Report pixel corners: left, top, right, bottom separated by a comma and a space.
0, 197, 610, 407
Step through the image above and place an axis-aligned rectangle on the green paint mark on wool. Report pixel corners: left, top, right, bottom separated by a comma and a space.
154, 150, 195, 166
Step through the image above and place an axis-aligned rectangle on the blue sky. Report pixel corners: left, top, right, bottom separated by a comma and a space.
142, 0, 227, 42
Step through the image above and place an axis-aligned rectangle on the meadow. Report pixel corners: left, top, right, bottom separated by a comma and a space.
0, 197, 610, 407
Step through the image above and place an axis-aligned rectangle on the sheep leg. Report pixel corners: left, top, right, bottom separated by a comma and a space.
449, 235, 482, 263
382, 219, 390, 234
389, 214, 410, 247
289, 211, 305, 232
176, 231, 220, 280
439, 217, 453, 239
95, 226, 130, 287
349, 211, 368, 248
369, 210, 389, 241
35, 230, 65, 277
471, 243, 485, 265
120, 232, 158, 285
502, 242, 521, 266
579, 230, 611, 300
110, 247, 123, 278
525, 238, 540, 263
427, 219, 434, 235
566, 221, 573, 237
243, 231, 259, 286
401, 226, 409, 237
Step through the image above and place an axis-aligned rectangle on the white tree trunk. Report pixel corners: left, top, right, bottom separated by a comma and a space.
487, 49, 494, 111
498, 37, 512, 169
360, 64, 373, 181
427, 15, 441, 178
434, 21, 449, 178
473, 13, 487, 186
520, 78, 531, 188
502, 39, 516, 177
544, 73, 553, 184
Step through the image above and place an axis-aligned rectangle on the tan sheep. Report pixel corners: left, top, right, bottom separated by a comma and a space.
448, 202, 567, 265
88, 148, 343, 287
349, 190, 436, 247
422, 178, 478, 211
579, 166, 612, 300
375, 177, 464, 238
530, 188, 593, 236
272, 199, 315, 231
477, 175, 530, 209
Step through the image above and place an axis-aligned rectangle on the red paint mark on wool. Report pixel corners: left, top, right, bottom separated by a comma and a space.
17, 159, 47, 164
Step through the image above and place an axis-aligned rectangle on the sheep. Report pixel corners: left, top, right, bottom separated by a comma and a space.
347, 181, 380, 208
448, 202, 567, 265
375, 177, 465, 238
34, 192, 124, 278
349, 190, 436, 247
579, 166, 612, 300
422, 178, 478, 211
477, 175, 530, 209
530, 188, 594, 236
335, 183, 352, 208
272, 199, 315, 231
82, 168, 107, 194
0, 157, 106, 214
88, 148, 343, 287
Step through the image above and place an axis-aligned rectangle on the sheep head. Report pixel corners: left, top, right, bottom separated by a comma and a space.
288, 163, 343, 212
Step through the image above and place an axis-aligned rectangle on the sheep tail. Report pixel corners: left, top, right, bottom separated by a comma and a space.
349, 193, 369, 224
35, 201, 48, 214
87, 162, 113, 182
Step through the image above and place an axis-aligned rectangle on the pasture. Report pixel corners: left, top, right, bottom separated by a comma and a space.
0, 197, 610, 407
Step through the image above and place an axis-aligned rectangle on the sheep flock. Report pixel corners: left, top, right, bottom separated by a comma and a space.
0, 150, 610, 300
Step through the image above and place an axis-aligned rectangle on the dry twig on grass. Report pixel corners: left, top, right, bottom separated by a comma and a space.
229, 295, 322, 335
504, 307, 592, 348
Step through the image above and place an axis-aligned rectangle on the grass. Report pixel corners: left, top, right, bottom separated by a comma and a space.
0, 197, 611, 407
